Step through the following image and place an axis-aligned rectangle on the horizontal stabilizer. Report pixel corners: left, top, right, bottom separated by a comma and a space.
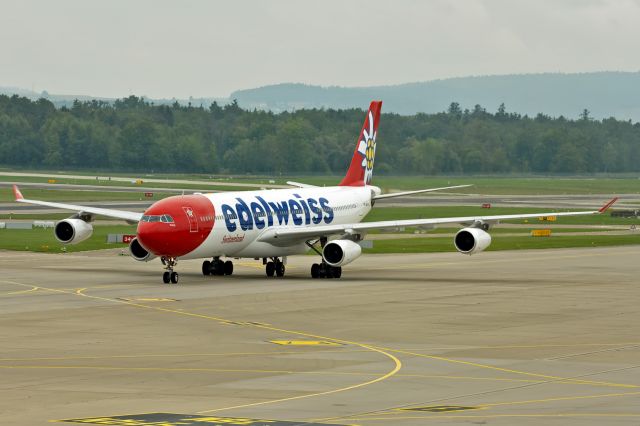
373, 184, 472, 200
286, 181, 318, 188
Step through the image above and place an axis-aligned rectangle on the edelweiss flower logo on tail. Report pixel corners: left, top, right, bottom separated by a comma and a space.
338, 101, 382, 187
356, 110, 377, 184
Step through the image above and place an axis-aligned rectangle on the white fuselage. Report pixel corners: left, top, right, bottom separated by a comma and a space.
182, 185, 377, 259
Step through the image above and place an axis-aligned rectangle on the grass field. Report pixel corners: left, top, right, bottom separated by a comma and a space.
373, 226, 622, 235
3, 172, 640, 194
365, 205, 640, 226
0, 174, 273, 192
0, 225, 135, 252
217, 175, 640, 195
3, 205, 639, 226
1, 224, 637, 254
364, 234, 640, 254
0, 213, 74, 220
314, 176, 640, 194
0, 188, 178, 203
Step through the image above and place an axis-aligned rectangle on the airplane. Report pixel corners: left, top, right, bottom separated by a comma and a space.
11, 101, 618, 284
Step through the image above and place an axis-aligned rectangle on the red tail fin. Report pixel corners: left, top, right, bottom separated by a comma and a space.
339, 101, 382, 186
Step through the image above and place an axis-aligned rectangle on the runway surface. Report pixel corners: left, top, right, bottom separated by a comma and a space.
1, 247, 639, 425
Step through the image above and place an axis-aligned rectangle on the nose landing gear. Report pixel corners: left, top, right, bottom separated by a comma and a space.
162, 271, 179, 284
161, 257, 179, 284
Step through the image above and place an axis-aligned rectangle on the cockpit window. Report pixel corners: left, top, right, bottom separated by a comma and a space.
141, 214, 174, 223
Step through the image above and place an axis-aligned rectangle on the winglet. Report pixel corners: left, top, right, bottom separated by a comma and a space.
598, 197, 619, 213
12, 185, 24, 201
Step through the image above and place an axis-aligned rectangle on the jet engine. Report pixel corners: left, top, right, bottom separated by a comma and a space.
322, 239, 362, 267
129, 237, 157, 262
454, 227, 492, 254
54, 219, 93, 244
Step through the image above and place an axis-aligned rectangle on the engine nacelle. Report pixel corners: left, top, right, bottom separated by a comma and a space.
322, 239, 362, 267
454, 227, 492, 255
129, 237, 157, 262
54, 219, 93, 244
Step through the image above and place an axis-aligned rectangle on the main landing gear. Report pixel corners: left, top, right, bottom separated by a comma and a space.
161, 257, 179, 284
264, 257, 285, 277
307, 238, 342, 279
311, 262, 341, 279
202, 257, 234, 276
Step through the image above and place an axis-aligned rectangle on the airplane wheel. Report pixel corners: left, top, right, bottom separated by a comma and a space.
266, 261, 275, 277
213, 261, 224, 276
170, 272, 179, 284
311, 263, 319, 278
275, 262, 285, 277
202, 261, 211, 276
325, 267, 334, 279
162, 271, 171, 284
224, 260, 234, 276
332, 266, 342, 278
318, 264, 326, 279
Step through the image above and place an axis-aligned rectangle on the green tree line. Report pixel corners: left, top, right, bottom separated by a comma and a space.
1, 95, 639, 175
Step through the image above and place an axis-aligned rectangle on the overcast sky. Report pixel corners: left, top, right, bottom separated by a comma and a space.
1, 0, 639, 98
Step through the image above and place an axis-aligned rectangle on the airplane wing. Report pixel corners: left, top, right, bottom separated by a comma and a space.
372, 184, 473, 200
12, 185, 143, 222
258, 198, 619, 245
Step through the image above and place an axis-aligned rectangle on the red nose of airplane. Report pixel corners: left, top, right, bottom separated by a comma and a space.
136, 195, 215, 258
136, 218, 172, 256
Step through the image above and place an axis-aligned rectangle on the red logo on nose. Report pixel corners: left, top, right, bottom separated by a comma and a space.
183, 206, 199, 232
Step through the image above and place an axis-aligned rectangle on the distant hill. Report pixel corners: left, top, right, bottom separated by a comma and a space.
230, 72, 640, 121
3, 72, 640, 120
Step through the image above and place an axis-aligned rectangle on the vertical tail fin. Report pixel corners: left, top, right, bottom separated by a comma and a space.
339, 101, 382, 186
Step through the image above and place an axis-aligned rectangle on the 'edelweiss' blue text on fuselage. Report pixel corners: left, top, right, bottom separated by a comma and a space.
221, 195, 334, 232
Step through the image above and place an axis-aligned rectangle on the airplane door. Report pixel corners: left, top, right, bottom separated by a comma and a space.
182, 206, 199, 232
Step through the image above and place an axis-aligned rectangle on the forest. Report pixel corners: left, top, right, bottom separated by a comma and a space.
0, 94, 639, 175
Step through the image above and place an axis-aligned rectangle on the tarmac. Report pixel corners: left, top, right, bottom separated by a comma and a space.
1, 246, 639, 425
